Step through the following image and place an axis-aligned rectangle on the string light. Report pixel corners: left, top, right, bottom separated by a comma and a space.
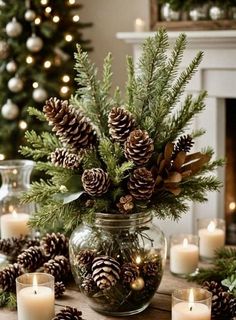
26, 56, 34, 64
41, 0, 48, 5
53, 15, 60, 23
60, 86, 69, 95
62, 75, 70, 83
68, 0, 76, 4
34, 17, 41, 25
33, 82, 39, 89
0, 154, 5, 161
19, 121, 28, 130
45, 6, 52, 14
65, 34, 73, 42
44, 60, 52, 68
72, 15, 80, 22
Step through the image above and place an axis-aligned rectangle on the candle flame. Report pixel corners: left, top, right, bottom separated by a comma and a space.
135, 255, 142, 265
135, 18, 144, 25
188, 288, 194, 310
229, 202, 236, 211
183, 238, 188, 248
207, 221, 216, 232
12, 210, 17, 218
33, 275, 38, 294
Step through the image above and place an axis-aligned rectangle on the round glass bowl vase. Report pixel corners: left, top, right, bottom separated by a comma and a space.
69, 212, 167, 316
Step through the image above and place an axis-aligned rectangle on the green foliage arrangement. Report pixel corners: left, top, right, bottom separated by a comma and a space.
21, 28, 223, 235
159, 0, 236, 10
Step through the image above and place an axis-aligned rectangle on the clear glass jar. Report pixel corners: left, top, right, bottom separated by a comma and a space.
69, 212, 167, 316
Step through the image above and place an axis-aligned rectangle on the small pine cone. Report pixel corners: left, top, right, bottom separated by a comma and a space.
52, 306, 83, 320
92, 256, 121, 290
0, 263, 23, 291
82, 168, 110, 196
141, 261, 161, 277
76, 249, 96, 268
17, 246, 45, 272
108, 107, 136, 143
173, 134, 194, 158
51, 148, 68, 167
43, 98, 96, 150
81, 274, 97, 294
44, 255, 70, 282
121, 263, 139, 284
117, 195, 134, 214
51, 148, 80, 170
128, 167, 155, 200
25, 237, 41, 248
55, 281, 66, 298
124, 129, 154, 166
41, 233, 69, 258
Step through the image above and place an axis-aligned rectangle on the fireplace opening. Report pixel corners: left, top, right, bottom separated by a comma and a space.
225, 98, 236, 244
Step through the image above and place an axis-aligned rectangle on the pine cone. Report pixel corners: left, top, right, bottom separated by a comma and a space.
0, 263, 23, 291
172, 135, 194, 158
43, 98, 96, 150
17, 246, 45, 272
44, 255, 70, 282
229, 296, 236, 318
55, 281, 66, 298
141, 260, 161, 277
108, 107, 136, 143
81, 274, 97, 294
82, 168, 110, 196
121, 263, 139, 284
41, 233, 69, 258
51, 148, 80, 170
116, 195, 134, 214
76, 249, 96, 269
92, 256, 120, 290
124, 129, 154, 166
128, 167, 155, 200
52, 306, 83, 320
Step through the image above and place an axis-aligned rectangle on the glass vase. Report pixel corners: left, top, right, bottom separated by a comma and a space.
69, 212, 167, 316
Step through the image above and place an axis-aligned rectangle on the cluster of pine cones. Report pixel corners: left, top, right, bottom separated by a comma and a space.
0, 233, 69, 298
44, 99, 209, 214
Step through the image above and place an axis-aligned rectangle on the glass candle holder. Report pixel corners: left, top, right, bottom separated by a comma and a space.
172, 288, 212, 320
197, 218, 225, 261
16, 273, 55, 320
170, 234, 199, 277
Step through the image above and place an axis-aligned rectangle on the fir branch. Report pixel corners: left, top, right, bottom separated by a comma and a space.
215, 247, 236, 260
82, 149, 101, 170
27, 106, 46, 122
6, 292, 17, 310
21, 180, 60, 204
113, 86, 122, 106
102, 52, 113, 99
152, 195, 189, 220
126, 55, 137, 114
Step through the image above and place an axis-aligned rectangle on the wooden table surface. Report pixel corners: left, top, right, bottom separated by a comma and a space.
0, 263, 199, 320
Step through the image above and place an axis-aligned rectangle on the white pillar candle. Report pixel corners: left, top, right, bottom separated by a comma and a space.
134, 18, 146, 32
0, 211, 30, 239
17, 275, 55, 320
170, 238, 199, 275
198, 221, 225, 259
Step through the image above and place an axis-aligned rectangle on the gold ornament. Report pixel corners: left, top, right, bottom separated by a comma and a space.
130, 277, 145, 291
0, 41, 9, 60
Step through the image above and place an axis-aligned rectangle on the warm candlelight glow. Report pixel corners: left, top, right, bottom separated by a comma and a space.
135, 255, 142, 265
32, 275, 38, 294
12, 210, 17, 218
183, 238, 188, 248
229, 202, 236, 211
188, 288, 194, 310
207, 221, 216, 232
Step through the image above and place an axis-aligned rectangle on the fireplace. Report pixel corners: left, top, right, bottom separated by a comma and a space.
117, 30, 236, 238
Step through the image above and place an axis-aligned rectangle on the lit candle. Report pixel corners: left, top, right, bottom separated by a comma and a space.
0, 210, 30, 239
17, 273, 55, 320
134, 18, 146, 32
170, 236, 199, 276
198, 220, 225, 259
172, 288, 211, 320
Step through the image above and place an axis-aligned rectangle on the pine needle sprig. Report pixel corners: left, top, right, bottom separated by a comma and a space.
27, 107, 46, 122
0, 292, 16, 310
21, 180, 60, 204
126, 55, 138, 115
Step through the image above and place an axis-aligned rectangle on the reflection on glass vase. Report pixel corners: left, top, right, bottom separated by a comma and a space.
69, 212, 167, 316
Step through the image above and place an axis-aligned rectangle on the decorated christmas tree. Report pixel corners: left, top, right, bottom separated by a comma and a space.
0, 0, 92, 160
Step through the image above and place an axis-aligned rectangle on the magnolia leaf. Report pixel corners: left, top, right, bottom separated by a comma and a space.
54, 191, 84, 204
65, 175, 82, 192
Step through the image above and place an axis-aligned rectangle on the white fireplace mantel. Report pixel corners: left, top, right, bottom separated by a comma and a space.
117, 30, 236, 237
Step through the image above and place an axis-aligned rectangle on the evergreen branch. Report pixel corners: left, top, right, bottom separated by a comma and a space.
6, 292, 17, 310
114, 161, 134, 185
27, 107, 46, 122
102, 52, 112, 98
126, 56, 137, 114
82, 149, 101, 170
215, 247, 236, 260
21, 180, 60, 204
113, 86, 122, 106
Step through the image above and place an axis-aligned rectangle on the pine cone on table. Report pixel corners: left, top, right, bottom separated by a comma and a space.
172, 134, 194, 159
128, 167, 155, 200
229, 296, 236, 318
82, 168, 110, 196
81, 274, 97, 295
41, 232, 69, 258
108, 106, 136, 143
51, 148, 80, 170
124, 129, 154, 166
0, 263, 23, 291
91, 256, 121, 290
116, 195, 134, 214
121, 262, 139, 285
55, 281, 66, 298
43, 98, 96, 150
17, 246, 45, 272
52, 306, 83, 320
44, 255, 70, 282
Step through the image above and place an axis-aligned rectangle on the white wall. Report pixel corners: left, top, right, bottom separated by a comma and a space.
79, 0, 150, 91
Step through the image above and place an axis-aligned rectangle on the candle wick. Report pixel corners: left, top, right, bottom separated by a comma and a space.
190, 306, 193, 311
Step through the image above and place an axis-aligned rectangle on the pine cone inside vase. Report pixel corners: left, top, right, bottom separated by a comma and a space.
82, 168, 110, 196
81, 274, 97, 295
43, 98, 96, 150
55, 281, 66, 298
52, 306, 83, 320
91, 255, 121, 290
17, 246, 45, 272
44, 255, 70, 282
41, 232, 69, 258
121, 262, 139, 284
76, 249, 96, 269
116, 195, 134, 214
51, 148, 80, 170
172, 134, 194, 159
128, 167, 155, 200
108, 106, 136, 143
141, 260, 161, 277
0, 263, 23, 291
124, 129, 154, 166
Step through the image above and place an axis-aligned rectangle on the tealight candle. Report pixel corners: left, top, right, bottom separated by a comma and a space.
0, 210, 30, 239
172, 288, 212, 320
134, 18, 146, 32
170, 234, 199, 276
16, 273, 55, 320
198, 218, 225, 260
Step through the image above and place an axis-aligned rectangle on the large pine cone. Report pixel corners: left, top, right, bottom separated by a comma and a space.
124, 129, 154, 166
52, 306, 83, 320
121, 263, 139, 284
108, 107, 136, 143
128, 167, 155, 200
92, 256, 121, 290
82, 168, 110, 196
51, 148, 80, 170
17, 246, 45, 272
43, 98, 96, 150
44, 255, 70, 282
0, 263, 23, 291
41, 233, 69, 258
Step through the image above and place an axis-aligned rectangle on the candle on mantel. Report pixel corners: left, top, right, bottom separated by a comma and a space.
198, 220, 225, 259
170, 237, 199, 276
17, 274, 55, 320
134, 18, 146, 32
0, 210, 30, 239
172, 288, 211, 320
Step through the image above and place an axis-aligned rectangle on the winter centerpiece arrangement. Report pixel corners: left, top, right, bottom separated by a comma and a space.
19, 29, 223, 316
